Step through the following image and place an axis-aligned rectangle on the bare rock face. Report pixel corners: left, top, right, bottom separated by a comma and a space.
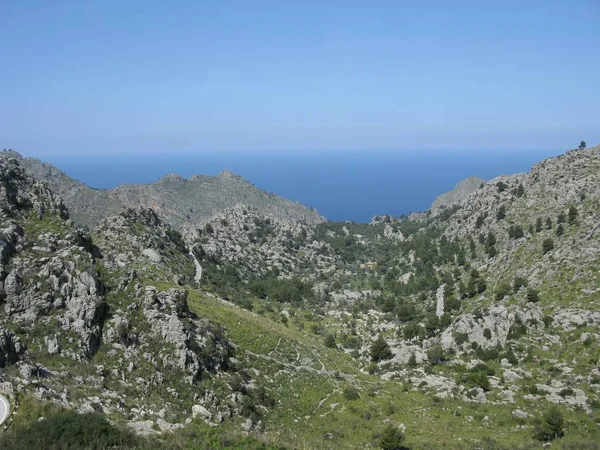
0, 327, 27, 367
430, 176, 485, 216
142, 286, 233, 381
0, 158, 107, 358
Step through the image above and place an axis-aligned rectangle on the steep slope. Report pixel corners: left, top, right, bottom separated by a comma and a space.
430, 175, 485, 215
0, 151, 324, 230
0, 157, 266, 439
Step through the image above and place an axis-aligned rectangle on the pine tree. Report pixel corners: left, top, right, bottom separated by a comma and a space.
568, 205, 578, 225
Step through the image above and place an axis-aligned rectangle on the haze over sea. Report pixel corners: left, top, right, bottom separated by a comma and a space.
37, 148, 564, 223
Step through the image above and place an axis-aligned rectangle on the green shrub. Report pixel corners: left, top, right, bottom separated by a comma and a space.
526, 288, 540, 303
495, 282, 511, 301
513, 276, 528, 292
343, 386, 360, 400
454, 332, 469, 346
370, 336, 393, 362
464, 371, 491, 391
0, 409, 158, 450
427, 344, 444, 365
407, 353, 417, 367
403, 322, 423, 340
535, 406, 564, 441
496, 205, 506, 220
376, 425, 406, 450
324, 333, 336, 348
568, 205, 578, 224
542, 238, 554, 254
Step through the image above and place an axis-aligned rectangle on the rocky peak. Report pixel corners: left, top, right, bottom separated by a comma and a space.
0, 150, 23, 161
430, 175, 485, 216
0, 158, 68, 220
217, 169, 237, 179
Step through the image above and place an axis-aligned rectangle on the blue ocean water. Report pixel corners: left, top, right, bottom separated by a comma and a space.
40, 149, 563, 222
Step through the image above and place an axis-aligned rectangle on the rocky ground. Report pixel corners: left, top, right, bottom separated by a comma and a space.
0, 146, 599, 449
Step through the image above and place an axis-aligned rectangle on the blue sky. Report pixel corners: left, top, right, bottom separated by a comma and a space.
1, 0, 599, 156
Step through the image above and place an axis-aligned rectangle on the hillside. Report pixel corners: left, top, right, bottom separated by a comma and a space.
0, 151, 324, 230
0, 145, 599, 449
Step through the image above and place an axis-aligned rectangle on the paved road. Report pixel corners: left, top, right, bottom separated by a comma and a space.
0, 394, 10, 425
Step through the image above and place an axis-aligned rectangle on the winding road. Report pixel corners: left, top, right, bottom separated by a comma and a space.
436, 284, 445, 317
0, 394, 10, 426
189, 250, 203, 284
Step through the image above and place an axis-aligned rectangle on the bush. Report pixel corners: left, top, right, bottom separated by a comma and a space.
495, 282, 511, 301
464, 371, 490, 391
343, 386, 360, 400
427, 344, 444, 365
370, 336, 393, 362
508, 224, 524, 239
535, 406, 564, 441
439, 312, 452, 328
403, 322, 423, 340
568, 205, 578, 224
407, 353, 417, 367
377, 425, 406, 450
536, 217, 543, 232
542, 238, 554, 254
475, 214, 485, 228
527, 288, 540, 303
504, 348, 518, 365
513, 276, 528, 293
515, 183, 525, 197
0, 408, 156, 450
324, 333, 336, 348
454, 332, 469, 346
496, 205, 506, 220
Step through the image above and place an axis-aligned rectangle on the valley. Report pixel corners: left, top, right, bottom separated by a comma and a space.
0, 145, 599, 449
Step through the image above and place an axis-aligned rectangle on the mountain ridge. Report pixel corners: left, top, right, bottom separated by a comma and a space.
0, 150, 324, 230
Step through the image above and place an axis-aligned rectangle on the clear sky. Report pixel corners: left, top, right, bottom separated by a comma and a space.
1, 0, 599, 155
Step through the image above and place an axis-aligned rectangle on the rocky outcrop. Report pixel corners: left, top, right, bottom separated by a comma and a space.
0, 327, 26, 367
183, 204, 336, 281
92, 207, 194, 283
0, 159, 107, 358
142, 286, 233, 381
440, 304, 543, 351
430, 176, 485, 215
0, 157, 68, 221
